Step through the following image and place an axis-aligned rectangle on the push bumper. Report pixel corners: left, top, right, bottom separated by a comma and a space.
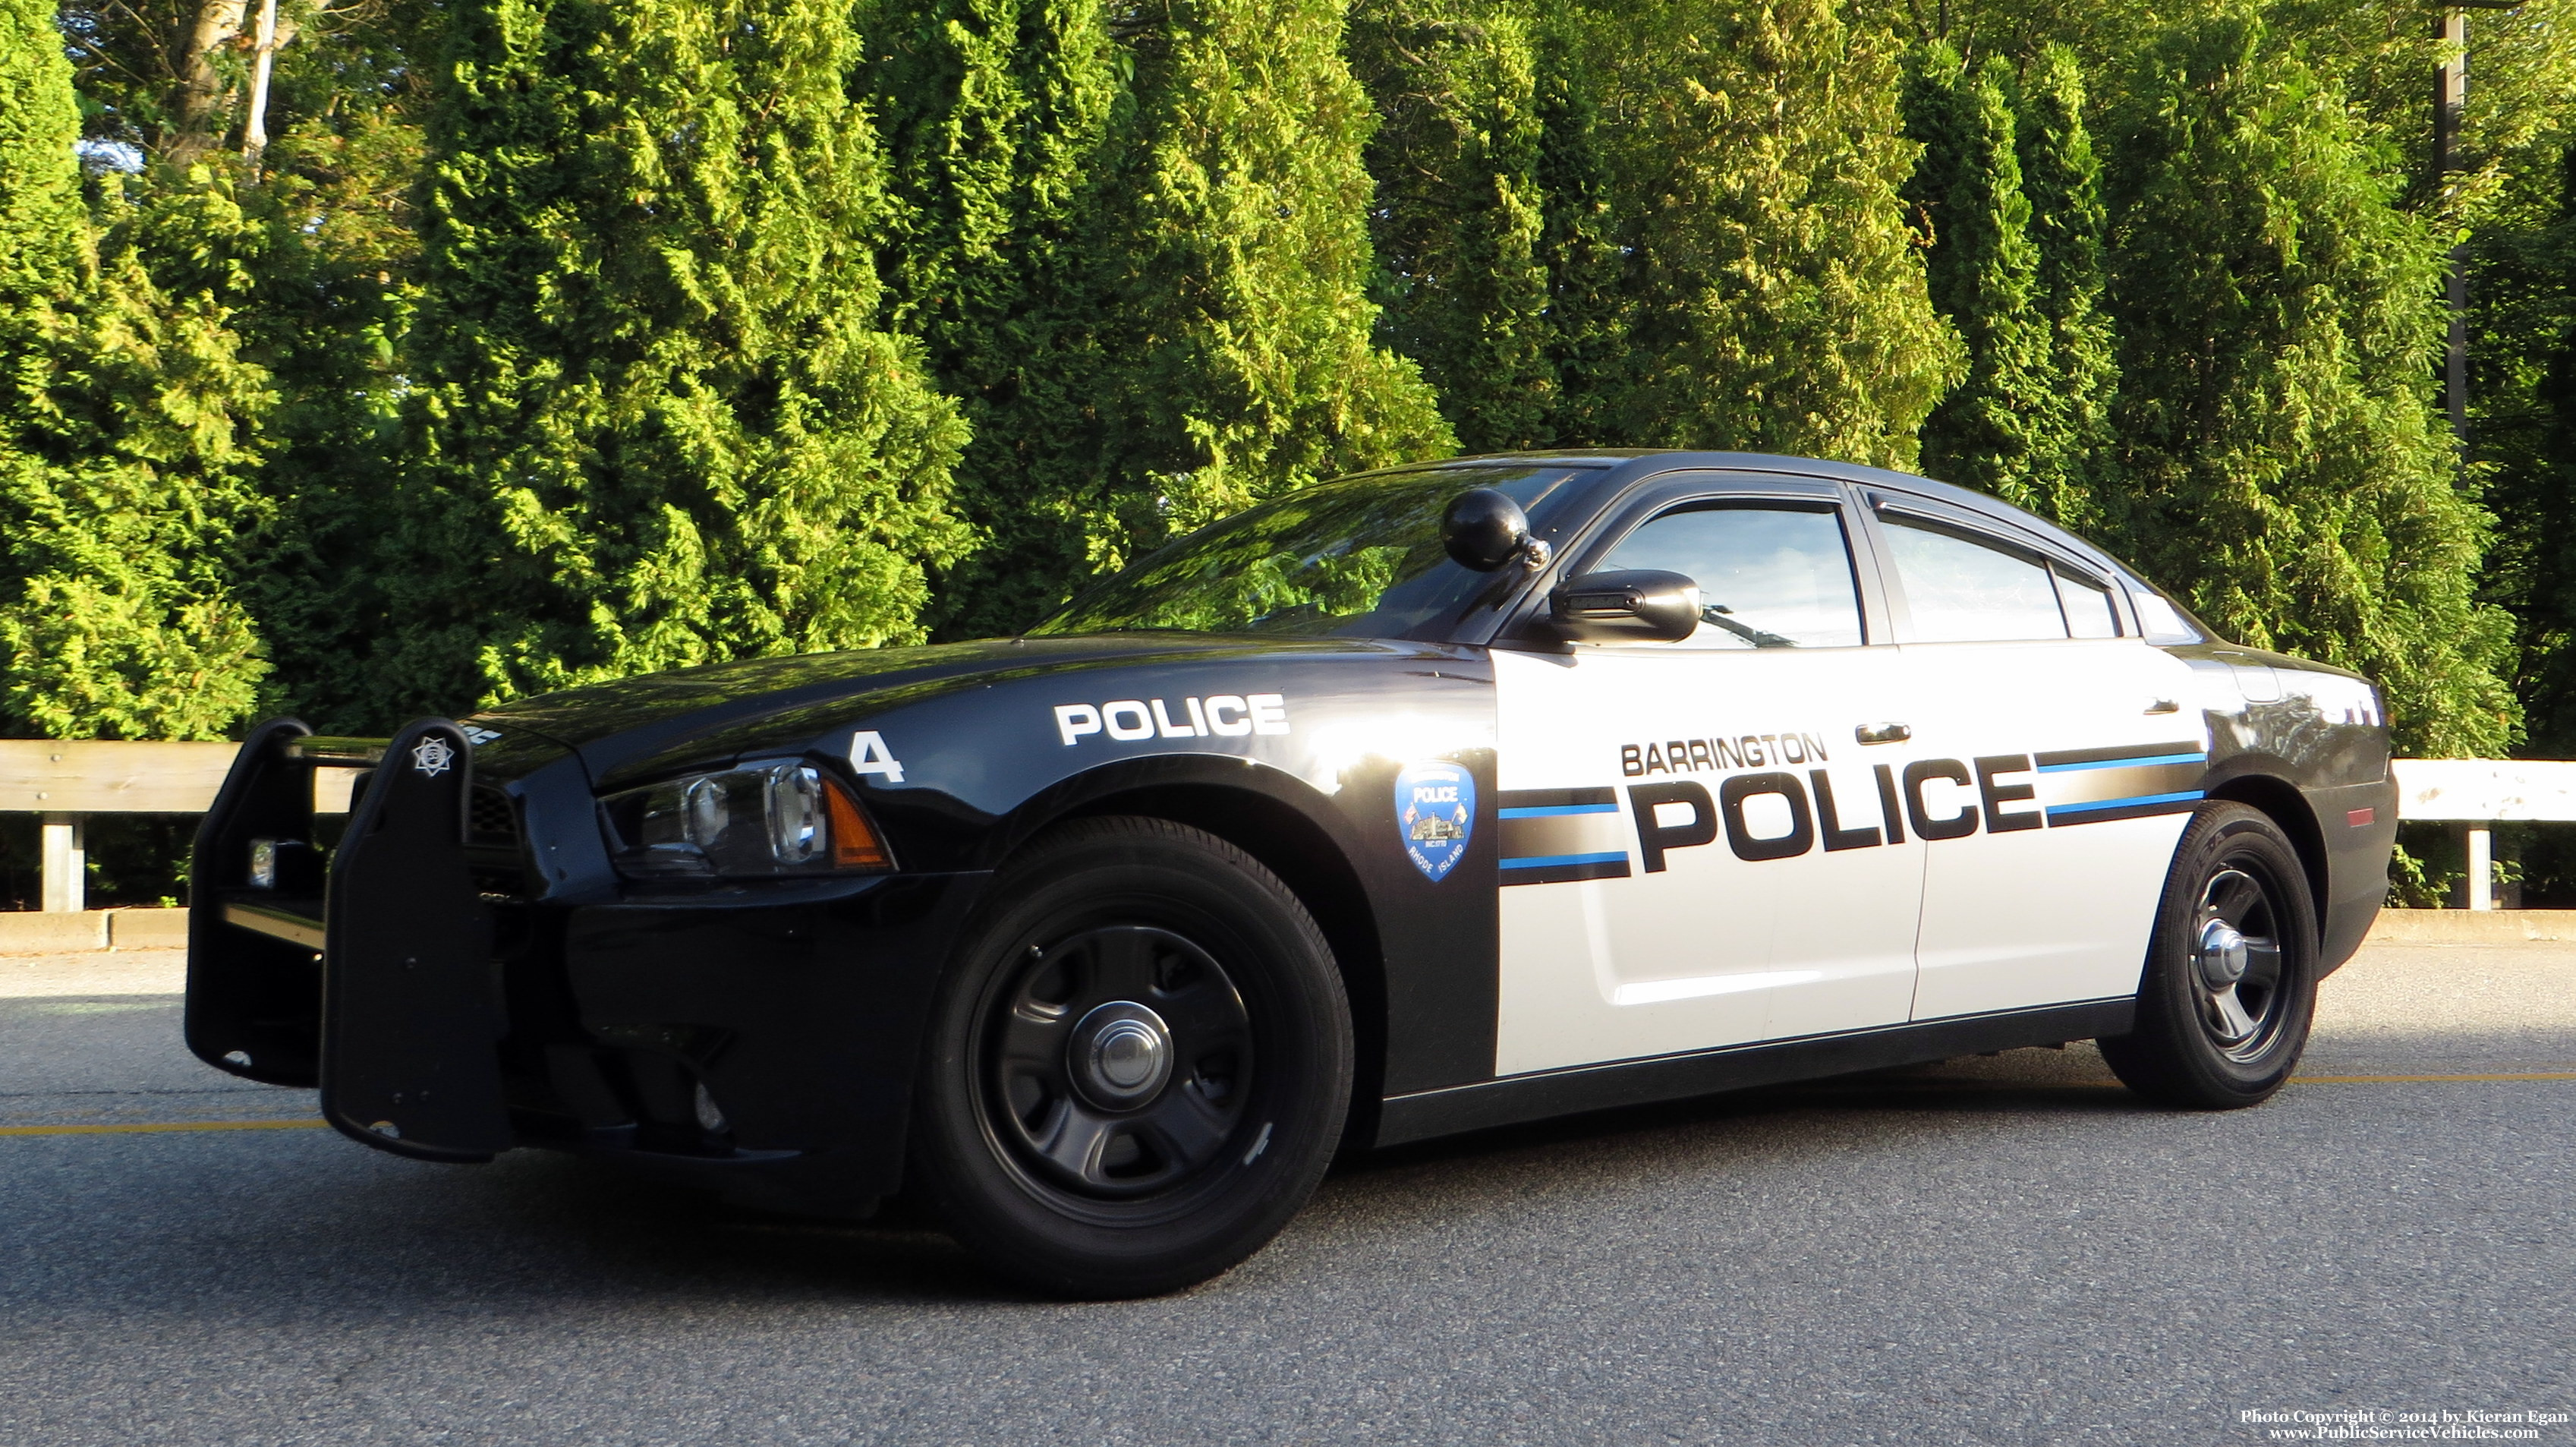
188, 716, 987, 1206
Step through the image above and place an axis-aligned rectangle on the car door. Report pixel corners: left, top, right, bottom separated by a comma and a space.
1491, 476, 1929, 1076
1863, 497, 2207, 1020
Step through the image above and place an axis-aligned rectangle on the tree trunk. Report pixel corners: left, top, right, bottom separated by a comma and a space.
169, 0, 249, 164
241, 0, 283, 165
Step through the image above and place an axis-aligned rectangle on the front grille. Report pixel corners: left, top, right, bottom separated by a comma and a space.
468, 786, 521, 848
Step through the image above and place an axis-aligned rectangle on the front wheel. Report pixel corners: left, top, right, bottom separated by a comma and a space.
2099, 801, 2319, 1108
909, 817, 1352, 1297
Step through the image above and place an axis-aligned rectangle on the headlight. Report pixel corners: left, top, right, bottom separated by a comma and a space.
599, 761, 892, 878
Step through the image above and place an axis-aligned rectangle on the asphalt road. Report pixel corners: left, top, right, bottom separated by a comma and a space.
2, 944, 2571, 1446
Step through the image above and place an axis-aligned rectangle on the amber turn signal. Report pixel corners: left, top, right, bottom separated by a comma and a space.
825, 777, 892, 870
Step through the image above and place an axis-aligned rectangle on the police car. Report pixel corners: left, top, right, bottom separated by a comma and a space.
186, 451, 2397, 1297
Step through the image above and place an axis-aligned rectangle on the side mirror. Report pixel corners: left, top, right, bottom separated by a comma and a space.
1550, 569, 1702, 644
1442, 488, 1548, 572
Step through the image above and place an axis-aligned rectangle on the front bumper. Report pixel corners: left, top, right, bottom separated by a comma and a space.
188, 717, 988, 1212
525, 872, 982, 1209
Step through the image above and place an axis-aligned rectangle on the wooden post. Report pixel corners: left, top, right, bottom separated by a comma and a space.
39, 812, 84, 913
2462, 821, 2494, 912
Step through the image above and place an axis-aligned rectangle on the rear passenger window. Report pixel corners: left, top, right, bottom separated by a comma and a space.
2055, 569, 2121, 638
1882, 519, 2067, 642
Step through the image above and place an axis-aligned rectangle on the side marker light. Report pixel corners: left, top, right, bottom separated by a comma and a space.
826, 779, 891, 870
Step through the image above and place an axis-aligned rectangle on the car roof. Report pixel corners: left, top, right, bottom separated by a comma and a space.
1404, 449, 2126, 578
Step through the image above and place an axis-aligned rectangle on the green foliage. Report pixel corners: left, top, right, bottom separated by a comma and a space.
387, 0, 972, 713
2099, 12, 2515, 757
871, 0, 1454, 641
5, 0, 2570, 785
857, 0, 1123, 638
1349, 0, 1960, 465
1565, 0, 1961, 465
0, 5, 274, 742
1349, 0, 1554, 452
2008, 44, 2116, 527
1900, 42, 2062, 516
2474, 136, 2576, 752
0, 0, 82, 309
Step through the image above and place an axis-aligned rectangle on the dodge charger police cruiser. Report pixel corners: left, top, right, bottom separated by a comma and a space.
186, 450, 2397, 1297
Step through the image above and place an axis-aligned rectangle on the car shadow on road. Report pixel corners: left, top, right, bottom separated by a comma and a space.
0, 1044, 2198, 1315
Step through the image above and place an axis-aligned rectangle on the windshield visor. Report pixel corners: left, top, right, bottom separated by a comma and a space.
1032, 466, 1590, 640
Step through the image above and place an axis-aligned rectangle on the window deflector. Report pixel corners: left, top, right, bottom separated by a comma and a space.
1869, 497, 2133, 643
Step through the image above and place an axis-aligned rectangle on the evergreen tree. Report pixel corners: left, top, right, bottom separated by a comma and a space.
2008, 43, 2116, 527
857, 0, 1122, 638
383, 0, 972, 712
2472, 135, 2576, 752
1525, 17, 1630, 449
0, 0, 81, 314
871, 0, 1454, 640
2101, 12, 2515, 758
1348, 0, 1554, 452
0, 0, 273, 741
1572, 0, 1960, 467
1899, 42, 2063, 517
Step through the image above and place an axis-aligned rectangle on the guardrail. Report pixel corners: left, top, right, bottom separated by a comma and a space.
2388, 759, 2576, 911
0, 740, 356, 913
0, 742, 2565, 914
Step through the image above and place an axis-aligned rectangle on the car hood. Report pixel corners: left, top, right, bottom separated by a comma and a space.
462, 633, 1412, 786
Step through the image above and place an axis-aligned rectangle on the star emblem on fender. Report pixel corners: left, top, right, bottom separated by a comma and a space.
410, 736, 456, 777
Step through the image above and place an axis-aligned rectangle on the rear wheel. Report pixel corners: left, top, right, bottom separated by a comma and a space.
2099, 802, 2319, 1108
910, 817, 1352, 1297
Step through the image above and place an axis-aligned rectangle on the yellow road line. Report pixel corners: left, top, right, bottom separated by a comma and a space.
2293, 1071, 2576, 1084
0, 1118, 327, 1137
7, 1073, 2571, 1139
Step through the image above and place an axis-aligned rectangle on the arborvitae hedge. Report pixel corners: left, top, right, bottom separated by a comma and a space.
1, 2, 273, 739
1901, 43, 2063, 516
1567, 0, 1960, 465
2100, 13, 2515, 757
873, 0, 1453, 641
2, 0, 2559, 784
1349, 0, 1554, 453
384, 0, 972, 711
2008, 44, 2118, 531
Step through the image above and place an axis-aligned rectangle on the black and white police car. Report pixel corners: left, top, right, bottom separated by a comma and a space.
187, 451, 2397, 1297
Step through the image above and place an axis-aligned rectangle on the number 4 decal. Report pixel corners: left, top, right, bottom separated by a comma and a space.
849, 731, 906, 783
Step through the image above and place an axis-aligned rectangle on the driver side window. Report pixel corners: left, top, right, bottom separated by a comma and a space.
1598, 503, 1866, 648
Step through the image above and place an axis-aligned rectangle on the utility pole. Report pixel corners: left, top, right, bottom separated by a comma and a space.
2436, 5, 2467, 439
2435, 2, 2527, 443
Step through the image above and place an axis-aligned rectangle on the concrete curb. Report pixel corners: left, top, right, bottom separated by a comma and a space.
2365, 909, 2576, 944
0, 908, 186, 954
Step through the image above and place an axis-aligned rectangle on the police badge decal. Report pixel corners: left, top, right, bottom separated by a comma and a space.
1394, 760, 1474, 882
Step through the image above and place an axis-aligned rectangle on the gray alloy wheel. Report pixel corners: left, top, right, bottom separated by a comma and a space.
2099, 801, 2319, 1108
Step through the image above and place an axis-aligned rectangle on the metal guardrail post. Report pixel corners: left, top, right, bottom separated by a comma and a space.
40, 811, 84, 913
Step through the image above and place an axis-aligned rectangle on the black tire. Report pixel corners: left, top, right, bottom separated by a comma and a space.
2099, 801, 2319, 1108
909, 816, 1353, 1298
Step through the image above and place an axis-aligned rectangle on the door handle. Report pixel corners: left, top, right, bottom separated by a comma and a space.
2145, 698, 2180, 714
1854, 722, 1912, 745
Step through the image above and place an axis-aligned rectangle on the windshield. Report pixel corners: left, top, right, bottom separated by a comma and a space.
1032, 465, 1591, 639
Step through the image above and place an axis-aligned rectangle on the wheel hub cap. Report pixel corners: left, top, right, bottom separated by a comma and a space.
2197, 919, 2250, 988
1069, 1001, 1173, 1110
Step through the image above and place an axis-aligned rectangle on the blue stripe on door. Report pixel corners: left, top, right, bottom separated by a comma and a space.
2045, 790, 2205, 821
2035, 752, 2209, 774
1500, 851, 1631, 869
